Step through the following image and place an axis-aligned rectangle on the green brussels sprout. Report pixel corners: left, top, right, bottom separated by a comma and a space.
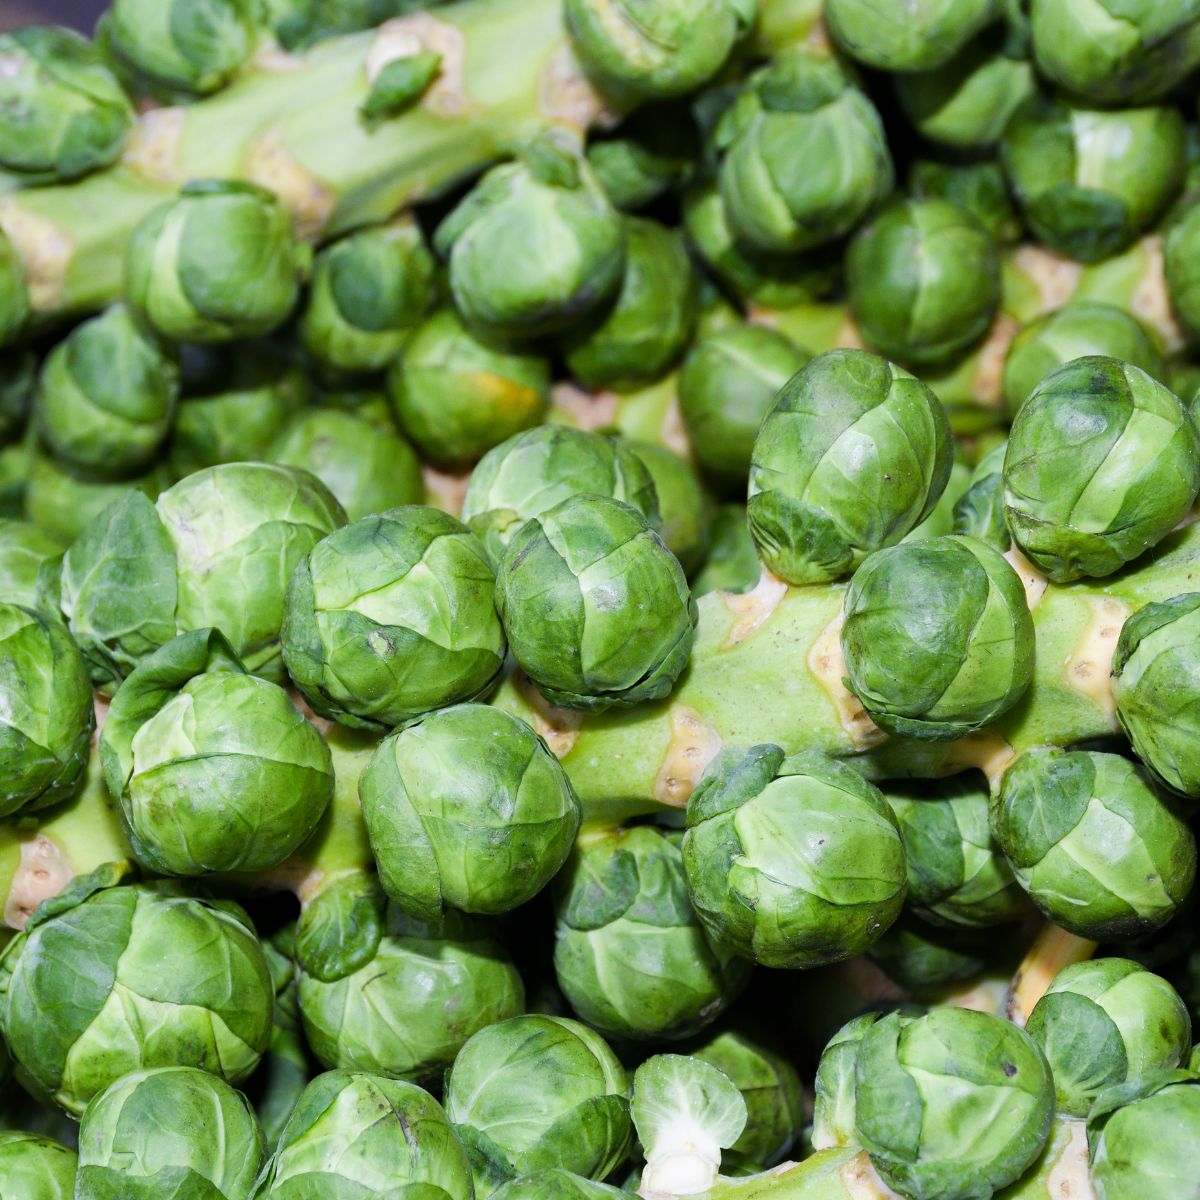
100, 0, 257, 96
856, 1008, 1054, 1198
711, 48, 893, 255
681, 184, 842, 310
74, 1066, 266, 1199
827, 0, 1000, 71
0, 519, 64, 610
495, 493, 695, 711
269, 408, 423, 522
565, 0, 741, 104
586, 106, 696, 211
0, 870, 273, 1115
462, 426, 660, 565
299, 219, 436, 374
628, 442, 712, 577
257, 1070, 473, 1198
1001, 303, 1165, 420
951, 439, 1009, 550
361, 704, 580, 918
297, 879, 523, 1082
690, 1030, 804, 1168
0, 602, 93, 819
811, 1012, 889, 1151
748, 349, 953, 585
1002, 357, 1200, 581
0, 227, 31, 348
100, 628, 334, 875
0, 1131, 77, 1198
282, 506, 505, 730
1026, 959, 1190, 1118
61, 462, 344, 690
492, 1171, 627, 1199
841, 535, 1034, 740
1001, 95, 1186, 263
869, 914, 1001, 994
563, 217, 697, 390
0, 350, 35, 444
1164, 198, 1200, 341
125, 181, 305, 344
386, 309, 550, 468
553, 826, 750, 1042
168, 343, 309, 478
909, 159, 1022, 246
886, 774, 1027, 928
435, 136, 625, 339
1113, 593, 1200, 798
992, 749, 1197, 940
682, 746, 907, 968
444, 1014, 632, 1190
1087, 1072, 1200, 1200
0, 27, 132, 181
847, 198, 1000, 367
692, 504, 760, 597
34, 305, 179, 476
1030, 0, 1200, 105
895, 24, 1034, 152
680, 325, 808, 485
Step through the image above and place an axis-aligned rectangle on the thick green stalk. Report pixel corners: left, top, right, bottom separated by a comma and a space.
0, 0, 588, 324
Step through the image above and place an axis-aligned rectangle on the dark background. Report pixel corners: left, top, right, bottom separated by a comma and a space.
0, 0, 104, 32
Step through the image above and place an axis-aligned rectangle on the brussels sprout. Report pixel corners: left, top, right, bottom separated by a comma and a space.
895, 24, 1034, 152
100, 628, 333, 875
0, 350, 35, 444
682, 746, 907, 968
60, 462, 344, 690
0, 602, 93, 819
692, 504, 760, 597
445, 1014, 632, 1190
627, 442, 712, 577
0, 520, 64, 610
387, 309, 550, 468
125, 181, 305, 344
712, 48, 893, 255
680, 325, 808, 485
681, 184, 842, 310
1164, 198, 1200, 341
1087, 1072, 1200, 1200
257, 1070, 473, 1198
269, 408, 423, 522
462, 426, 660, 564
553, 826, 749, 1042
0, 27, 132, 181
748, 350, 953, 585
1113, 594, 1200, 798
1002, 303, 1165, 420
565, 0, 741, 104
167, 343, 309, 478
1001, 96, 1186, 263
1030, 0, 1200, 105
848, 198, 1000, 367
101, 0, 257, 96
0, 227, 31, 348
1002, 357, 1200, 581
435, 136, 625, 339
887, 775, 1027, 928
496, 493, 695, 711
826, 0, 1000, 71
811, 1012, 888, 1151
74, 1066, 266, 1199
492, 1170, 627, 1199
951, 439, 1009, 550
0, 871, 273, 1115
909, 159, 1021, 246
34, 306, 179, 476
587, 106, 697, 211
361, 704, 580, 918
563, 217, 697, 390
690, 1030, 804, 1168
856, 1008, 1054, 1198
0, 1131, 77, 1197
297, 880, 523, 1082
1026, 959, 1190, 1118
282, 506, 505, 730
842, 534, 1033, 739
992, 749, 1197, 939
300, 219, 436, 374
